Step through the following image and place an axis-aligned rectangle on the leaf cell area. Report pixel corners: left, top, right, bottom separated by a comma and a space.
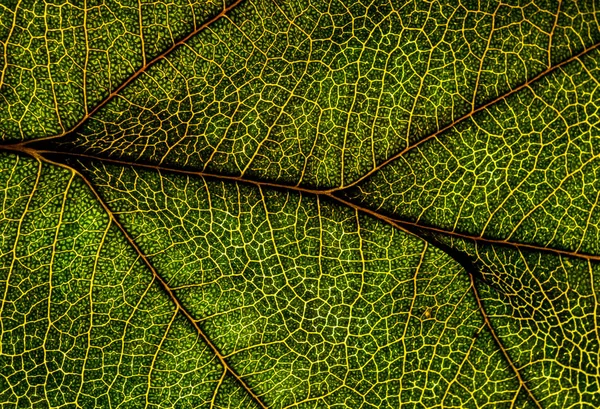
0, 1, 599, 408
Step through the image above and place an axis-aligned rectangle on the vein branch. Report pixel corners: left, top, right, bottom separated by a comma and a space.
7, 146, 598, 263
470, 274, 543, 409
1, 145, 555, 409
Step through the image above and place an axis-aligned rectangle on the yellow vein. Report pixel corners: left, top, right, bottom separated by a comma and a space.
75, 219, 111, 408
9, 146, 600, 264
0, 156, 41, 355
470, 274, 543, 409
42, 169, 75, 405
5, 145, 547, 408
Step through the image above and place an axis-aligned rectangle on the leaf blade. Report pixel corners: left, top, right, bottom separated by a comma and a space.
2, 0, 600, 407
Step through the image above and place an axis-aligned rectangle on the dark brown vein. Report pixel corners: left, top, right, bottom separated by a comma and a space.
0, 144, 553, 409
393, 218, 600, 262
470, 274, 543, 409
6, 146, 599, 264
0, 8, 596, 406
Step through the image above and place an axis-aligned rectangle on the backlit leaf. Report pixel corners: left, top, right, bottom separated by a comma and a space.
1, 0, 599, 407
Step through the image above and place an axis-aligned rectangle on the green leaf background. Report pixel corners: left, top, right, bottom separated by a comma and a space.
1, 0, 599, 407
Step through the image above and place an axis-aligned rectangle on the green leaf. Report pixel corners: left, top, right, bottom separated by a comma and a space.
0, 0, 599, 407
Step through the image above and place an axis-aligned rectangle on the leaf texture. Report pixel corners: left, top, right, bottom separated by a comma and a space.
347, 47, 600, 256
0, 0, 600, 408
0, 0, 228, 139
63, 0, 600, 187
445, 238, 600, 408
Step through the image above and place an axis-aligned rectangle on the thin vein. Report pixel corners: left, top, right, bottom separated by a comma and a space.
75, 219, 111, 407
210, 369, 228, 409
10, 147, 600, 263
144, 308, 178, 408
42, 169, 75, 405
0, 156, 42, 354
548, 1, 562, 67
589, 260, 600, 376
0, 0, 22, 90
470, 274, 543, 409
0, 146, 559, 407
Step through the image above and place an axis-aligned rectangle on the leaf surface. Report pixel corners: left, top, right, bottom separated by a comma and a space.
1, 0, 600, 408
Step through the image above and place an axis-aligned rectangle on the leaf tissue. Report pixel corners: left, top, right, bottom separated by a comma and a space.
0, 0, 599, 407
